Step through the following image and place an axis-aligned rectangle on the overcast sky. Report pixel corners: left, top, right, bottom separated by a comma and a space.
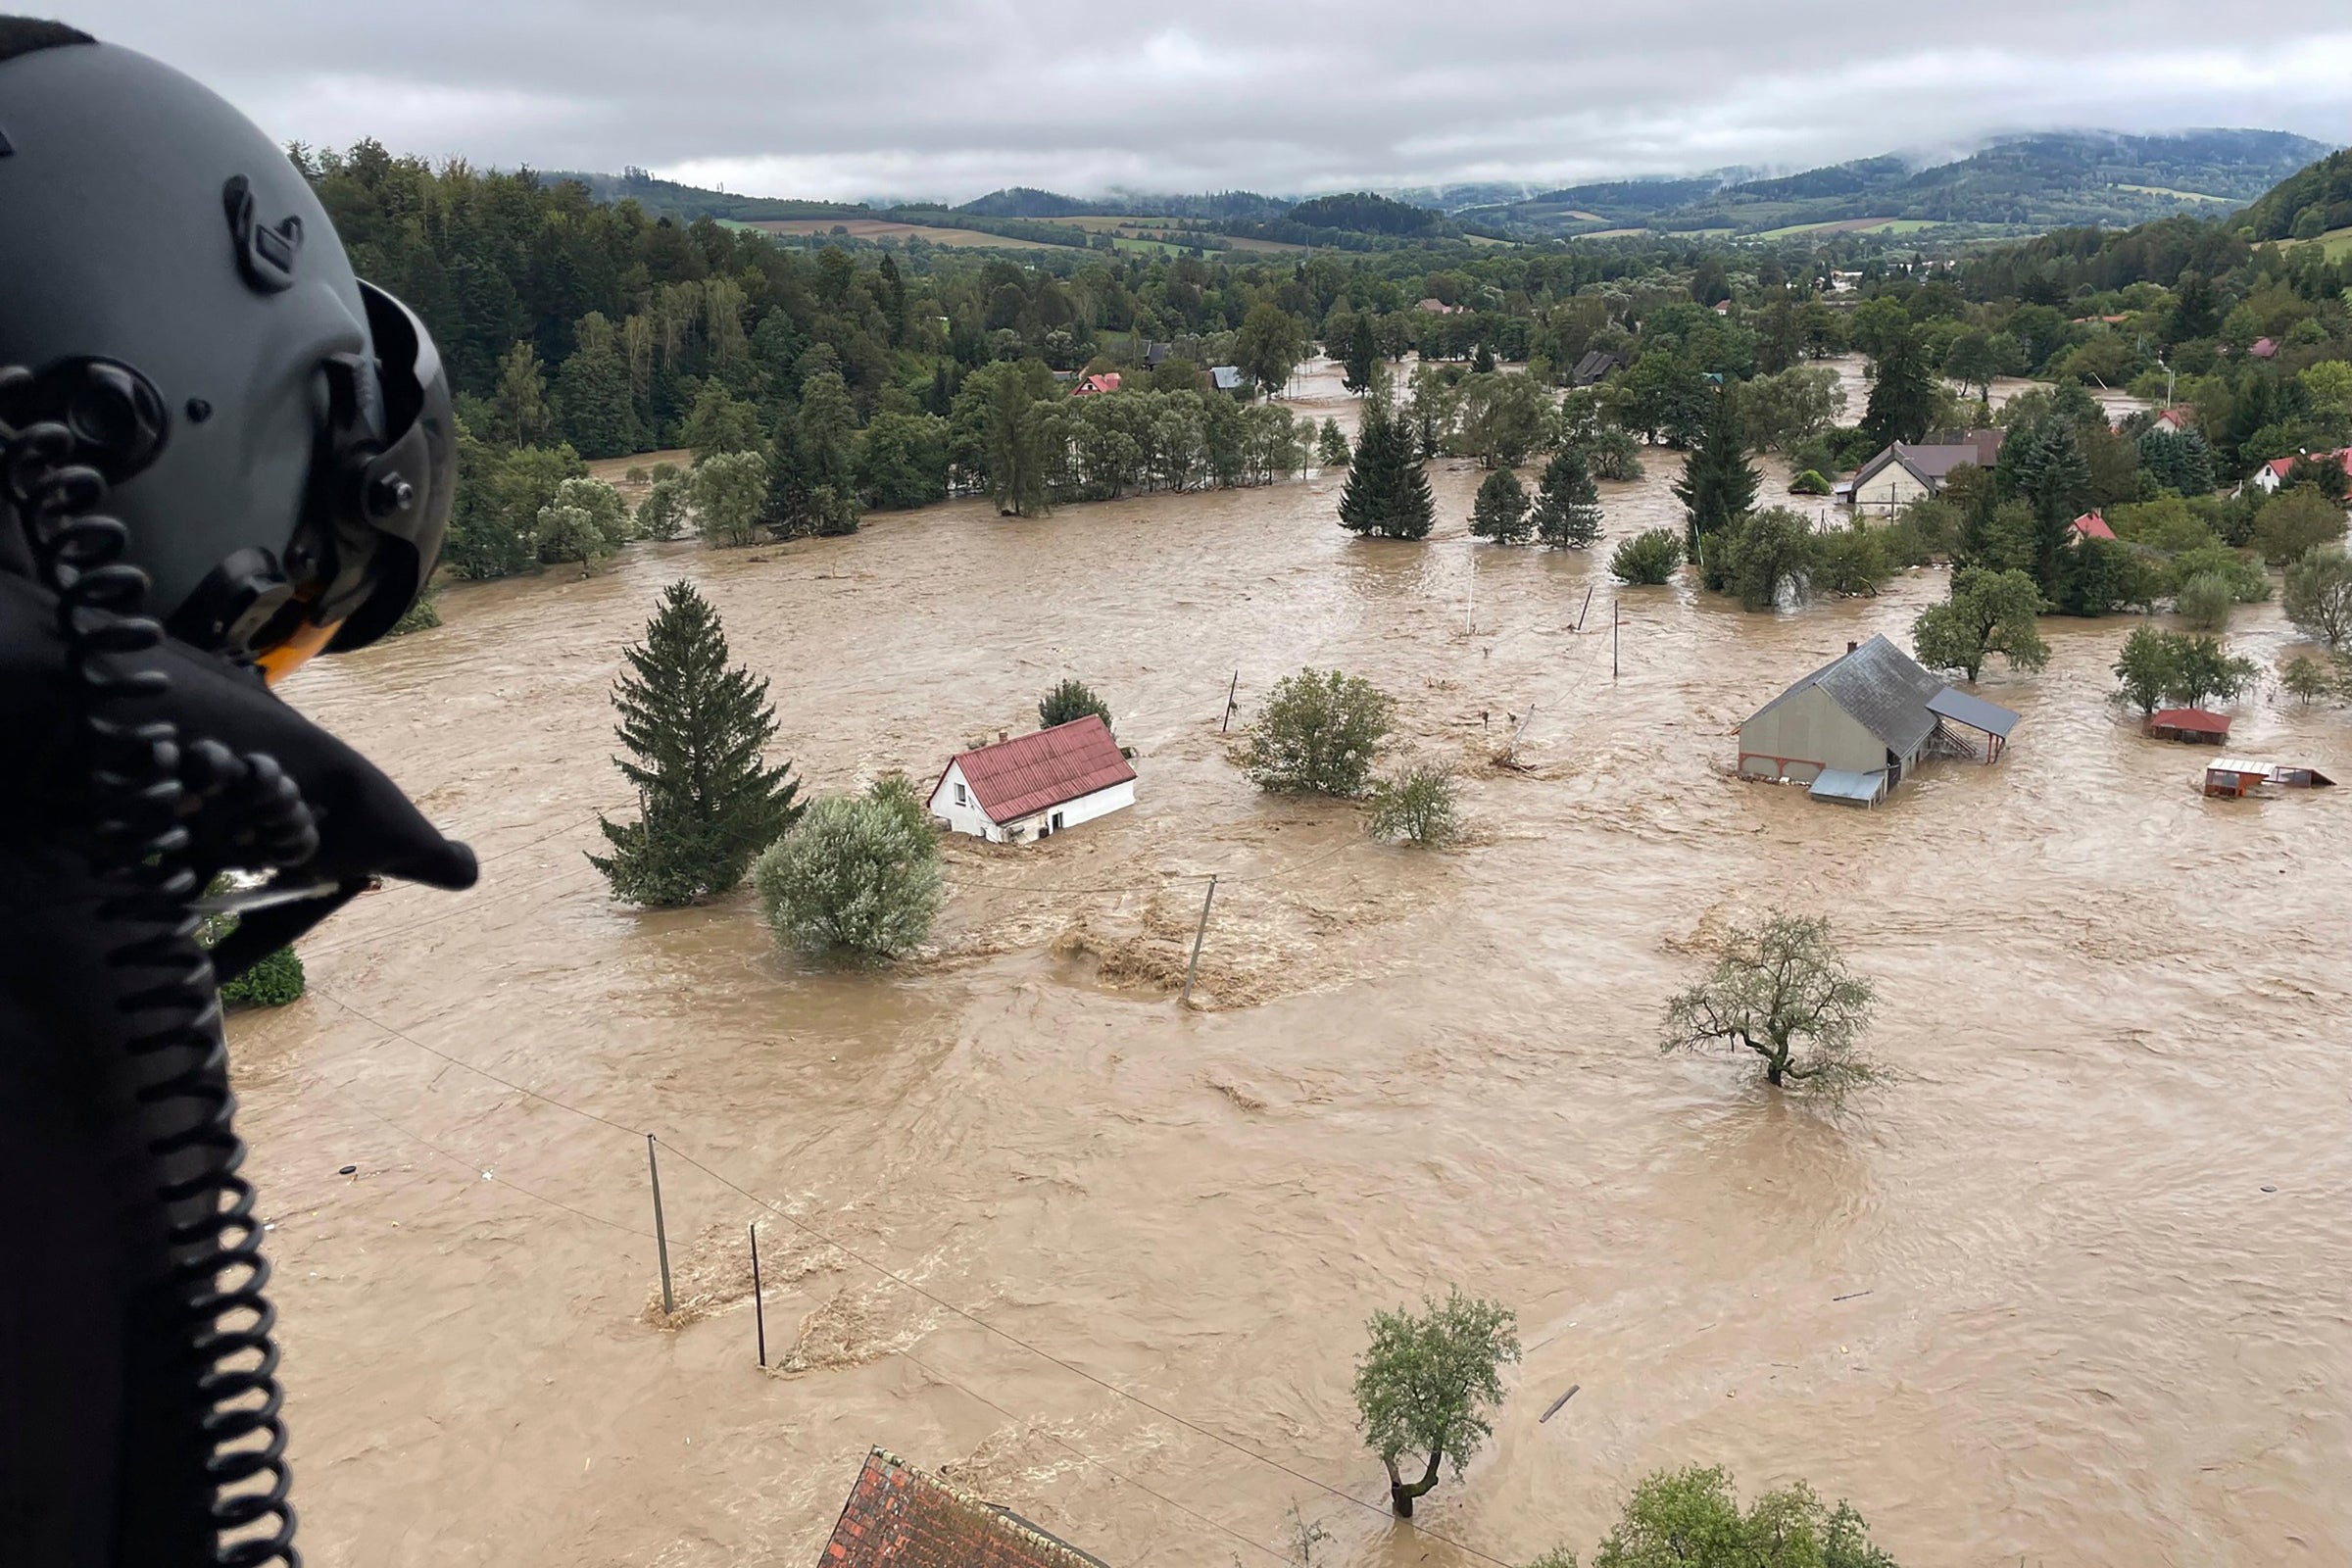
69, 2, 2352, 202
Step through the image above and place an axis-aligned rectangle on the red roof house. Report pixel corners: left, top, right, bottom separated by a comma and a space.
2250, 447, 2352, 494
2249, 337, 2278, 360
818, 1448, 1112, 1568
927, 715, 1137, 844
1072, 372, 1122, 396
2147, 709, 2231, 745
2152, 408, 2194, 436
2070, 510, 2116, 542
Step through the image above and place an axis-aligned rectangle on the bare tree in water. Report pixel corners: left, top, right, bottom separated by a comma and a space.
1352, 1288, 1519, 1517
1662, 914, 1880, 1097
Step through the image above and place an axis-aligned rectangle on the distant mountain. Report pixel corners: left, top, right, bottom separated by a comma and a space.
2237, 146, 2352, 240
956, 186, 1095, 219
1466, 130, 2335, 237
955, 187, 1295, 222
541, 167, 868, 222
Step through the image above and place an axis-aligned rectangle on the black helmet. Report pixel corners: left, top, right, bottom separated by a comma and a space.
0, 18, 453, 678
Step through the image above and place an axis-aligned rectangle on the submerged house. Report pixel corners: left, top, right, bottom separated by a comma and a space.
2148, 709, 2230, 745
1569, 348, 1630, 387
927, 715, 1136, 844
1738, 635, 2019, 807
2204, 758, 2337, 798
818, 1448, 1112, 1568
1207, 365, 1250, 399
1836, 432, 2004, 514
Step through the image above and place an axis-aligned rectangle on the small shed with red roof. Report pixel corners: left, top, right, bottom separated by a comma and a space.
928, 715, 1137, 844
2147, 709, 2230, 745
817, 1448, 1113, 1568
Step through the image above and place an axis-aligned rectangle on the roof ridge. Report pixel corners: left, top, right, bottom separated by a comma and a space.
863, 1449, 1110, 1568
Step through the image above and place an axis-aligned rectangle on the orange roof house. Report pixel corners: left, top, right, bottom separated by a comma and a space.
818, 1449, 1112, 1568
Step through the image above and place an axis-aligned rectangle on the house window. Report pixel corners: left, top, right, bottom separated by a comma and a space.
955, 782, 966, 806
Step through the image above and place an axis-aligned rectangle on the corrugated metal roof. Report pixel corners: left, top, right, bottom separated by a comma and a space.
1751, 634, 1944, 756
1809, 768, 1887, 806
947, 716, 1135, 825
821, 1449, 1112, 1568
1208, 366, 1246, 391
1927, 687, 2021, 739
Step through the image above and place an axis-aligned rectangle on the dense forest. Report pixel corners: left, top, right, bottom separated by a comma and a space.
304, 134, 2352, 637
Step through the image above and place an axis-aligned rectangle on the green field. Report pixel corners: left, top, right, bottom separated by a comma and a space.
2116, 183, 2230, 203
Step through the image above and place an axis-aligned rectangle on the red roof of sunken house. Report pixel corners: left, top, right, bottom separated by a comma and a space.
941, 715, 1135, 825
2151, 709, 2230, 734
2263, 449, 2352, 481
819, 1448, 1110, 1568
2072, 510, 2116, 540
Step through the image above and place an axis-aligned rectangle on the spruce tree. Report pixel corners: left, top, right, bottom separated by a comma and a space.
1318, 417, 1351, 467
1345, 315, 1380, 395
1338, 386, 1435, 540
1531, 446, 1604, 548
1673, 391, 1760, 556
1469, 466, 1531, 543
1861, 328, 1939, 448
590, 582, 803, 907
1472, 340, 1496, 374
760, 412, 814, 537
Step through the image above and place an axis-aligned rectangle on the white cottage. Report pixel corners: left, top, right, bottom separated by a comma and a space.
927, 715, 1137, 844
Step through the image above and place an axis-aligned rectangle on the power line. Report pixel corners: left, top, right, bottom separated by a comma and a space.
300, 996, 1515, 1568
303, 1072, 654, 1242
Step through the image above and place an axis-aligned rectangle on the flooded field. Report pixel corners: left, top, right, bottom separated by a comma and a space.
240, 363, 2352, 1568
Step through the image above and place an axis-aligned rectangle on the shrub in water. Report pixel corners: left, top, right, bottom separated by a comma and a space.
754, 778, 945, 960
1610, 527, 1684, 585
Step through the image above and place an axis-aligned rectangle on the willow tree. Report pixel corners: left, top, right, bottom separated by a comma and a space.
1353, 1288, 1520, 1517
1662, 914, 1880, 1097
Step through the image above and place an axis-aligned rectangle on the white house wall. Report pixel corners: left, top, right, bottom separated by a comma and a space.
1850, 466, 1929, 516
928, 770, 1137, 844
928, 762, 1004, 841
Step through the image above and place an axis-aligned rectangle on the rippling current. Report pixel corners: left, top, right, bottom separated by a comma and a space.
235, 360, 2352, 1568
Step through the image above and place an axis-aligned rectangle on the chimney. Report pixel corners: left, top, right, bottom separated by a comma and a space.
998, 729, 1008, 744
1846, 641, 1859, 654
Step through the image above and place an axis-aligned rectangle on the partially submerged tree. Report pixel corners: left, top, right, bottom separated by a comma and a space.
1352, 1288, 1520, 1518
1580, 1466, 1900, 1568
753, 775, 944, 960
1469, 466, 1532, 544
2175, 570, 2235, 633
2112, 624, 2177, 716
1039, 678, 1112, 731
1662, 914, 1880, 1096
2164, 634, 2259, 710
1713, 506, 1817, 611
1338, 380, 1436, 540
690, 449, 770, 548
590, 582, 804, 906
1244, 668, 1394, 797
1532, 445, 1604, 549
1673, 390, 1759, 556
2279, 654, 2335, 706
1369, 761, 1461, 846
1610, 527, 1684, 585
1317, 416, 1351, 468
1911, 566, 2048, 682
2283, 545, 2352, 649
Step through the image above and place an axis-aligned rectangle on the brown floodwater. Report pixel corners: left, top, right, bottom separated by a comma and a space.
236, 360, 2352, 1568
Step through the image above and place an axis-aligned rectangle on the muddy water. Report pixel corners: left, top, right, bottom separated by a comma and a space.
237, 360, 2352, 1568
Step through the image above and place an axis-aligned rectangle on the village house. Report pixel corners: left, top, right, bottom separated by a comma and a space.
1415, 297, 1466, 315
1208, 365, 1250, 399
2147, 709, 2230, 745
1071, 372, 1121, 396
2070, 510, 2116, 543
1737, 634, 2019, 807
2249, 337, 2279, 361
1568, 348, 1629, 387
817, 1448, 1113, 1568
927, 715, 1136, 844
1836, 431, 2004, 514
1141, 341, 1174, 369
2248, 448, 2352, 495
2151, 407, 2195, 437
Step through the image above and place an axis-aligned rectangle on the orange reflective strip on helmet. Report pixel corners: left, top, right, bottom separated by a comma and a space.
255, 616, 342, 685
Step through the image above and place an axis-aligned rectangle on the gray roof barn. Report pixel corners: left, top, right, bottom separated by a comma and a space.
1750, 634, 1947, 757
1738, 635, 2019, 803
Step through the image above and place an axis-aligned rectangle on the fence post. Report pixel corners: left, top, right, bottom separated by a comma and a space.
1180, 875, 1219, 1006
1220, 672, 1240, 733
750, 1222, 766, 1368
647, 1134, 674, 1315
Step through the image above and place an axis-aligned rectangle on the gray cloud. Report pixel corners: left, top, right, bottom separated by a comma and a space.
70, 2, 2352, 201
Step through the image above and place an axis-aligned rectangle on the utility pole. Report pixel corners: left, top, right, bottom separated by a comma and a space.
1180, 875, 1218, 1006
647, 1135, 674, 1316
1220, 672, 1239, 733
750, 1223, 766, 1368
1612, 598, 1621, 680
